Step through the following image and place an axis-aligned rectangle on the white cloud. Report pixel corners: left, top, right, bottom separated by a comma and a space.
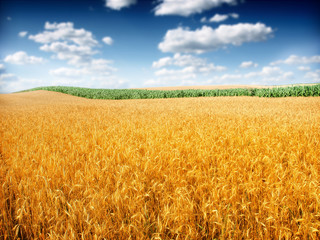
29, 22, 112, 67
244, 66, 294, 82
240, 61, 258, 68
39, 41, 95, 66
146, 64, 298, 87
209, 14, 229, 22
158, 23, 273, 54
298, 66, 311, 71
154, 0, 237, 17
0, 77, 48, 93
149, 53, 226, 86
261, 66, 282, 75
4, 51, 45, 65
49, 59, 116, 77
0, 64, 5, 70
271, 55, 320, 65
49, 58, 117, 80
200, 17, 208, 23
153, 53, 226, 72
154, 67, 197, 80
102, 36, 113, 45
49, 67, 89, 78
19, 31, 28, 37
29, 22, 98, 47
208, 73, 242, 84
27, 22, 123, 89
282, 72, 294, 79
152, 56, 173, 68
89, 76, 128, 89
149, 56, 298, 87
105, 0, 137, 10
0, 73, 18, 93
0, 73, 17, 82
90, 59, 117, 73
219, 73, 242, 81
229, 13, 239, 19
304, 70, 320, 82
245, 66, 281, 78
203, 13, 239, 23
49, 65, 125, 89
206, 66, 295, 85
144, 77, 199, 87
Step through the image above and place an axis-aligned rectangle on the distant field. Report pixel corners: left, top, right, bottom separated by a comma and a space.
1, 91, 319, 239
20, 83, 320, 99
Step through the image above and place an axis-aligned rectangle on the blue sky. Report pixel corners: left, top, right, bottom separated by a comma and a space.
0, 0, 319, 93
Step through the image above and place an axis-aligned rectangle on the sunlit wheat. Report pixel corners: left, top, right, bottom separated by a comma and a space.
0, 90, 319, 239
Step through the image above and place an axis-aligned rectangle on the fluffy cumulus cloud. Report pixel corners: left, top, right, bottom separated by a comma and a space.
229, 13, 239, 19
304, 70, 320, 82
159, 23, 273, 54
243, 66, 294, 82
144, 77, 198, 87
29, 22, 98, 47
245, 66, 281, 77
146, 59, 308, 87
105, 0, 137, 10
0, 77, 49, 94
152, 53, 226, 72
201, 13, 239, 23
0, 65, 11, 92
154, 0, 237, 17
4, 51, 45, 65
298, 66, 311, 71
0, 63, 18, 92
19, 31, 28, 37
39, 41, 95, 66
148, 55, 299, 87
27, 22, 126, 89
206, 66, 294, 85
208, 73, 242, 84
49, 67, 89, 78
29, 22, 108, 67
102, 36, 113, 45
0, 73, 17, 82
146, 53, 226, 86
271, 55, 320, 65
50, 59, 117, 78
240, 61, 258, 68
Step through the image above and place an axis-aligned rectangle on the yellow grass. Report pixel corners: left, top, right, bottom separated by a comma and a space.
0, 91, 320, 239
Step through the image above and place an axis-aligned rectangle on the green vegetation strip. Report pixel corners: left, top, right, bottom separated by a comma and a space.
23, 84, 320, 100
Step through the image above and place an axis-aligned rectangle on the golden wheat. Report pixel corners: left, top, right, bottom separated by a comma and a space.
0, 90, 320, 239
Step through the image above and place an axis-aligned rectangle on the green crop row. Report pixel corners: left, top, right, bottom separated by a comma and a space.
23, 84, 320, 100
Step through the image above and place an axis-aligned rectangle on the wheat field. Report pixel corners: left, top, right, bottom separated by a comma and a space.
0, 91, 320, 239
